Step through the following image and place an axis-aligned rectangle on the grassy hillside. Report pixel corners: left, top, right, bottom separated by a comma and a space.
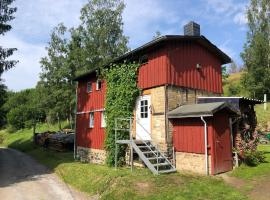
0, 126, 247, 200
255, 103, 270, 131
223, 72, 248, 97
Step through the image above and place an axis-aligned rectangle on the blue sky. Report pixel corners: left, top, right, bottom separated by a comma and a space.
2, 0, 249, 91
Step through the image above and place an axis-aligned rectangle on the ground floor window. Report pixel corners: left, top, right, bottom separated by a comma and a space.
101, 111, 106, 128
89, 112, 94, 128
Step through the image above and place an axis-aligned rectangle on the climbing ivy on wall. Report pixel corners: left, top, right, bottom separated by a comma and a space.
101, 62, 140, 166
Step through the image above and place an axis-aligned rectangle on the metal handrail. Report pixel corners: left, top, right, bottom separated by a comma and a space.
135, 119, 176, 169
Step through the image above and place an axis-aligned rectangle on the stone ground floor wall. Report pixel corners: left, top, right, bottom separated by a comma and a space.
175, 152, 211, 175
77, 146, 106, 164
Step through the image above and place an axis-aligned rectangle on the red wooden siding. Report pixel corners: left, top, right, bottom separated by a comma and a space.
137, 47, 168, 89
172, 111, 233, 175
172, 118, 212, 154
167, 41, 223, 94
77, 74, 106, 113
137, 41, 223, 94
76, 74, 106, 149
76, 112, 105, 149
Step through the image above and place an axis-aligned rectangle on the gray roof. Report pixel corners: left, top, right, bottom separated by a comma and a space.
74, 35, 231, 81
168, 102, 239, 119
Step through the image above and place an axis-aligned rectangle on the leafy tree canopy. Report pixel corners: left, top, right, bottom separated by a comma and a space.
241, 0, 270, 99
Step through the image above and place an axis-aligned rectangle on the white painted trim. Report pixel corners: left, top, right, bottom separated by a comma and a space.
77, 108, 105, 115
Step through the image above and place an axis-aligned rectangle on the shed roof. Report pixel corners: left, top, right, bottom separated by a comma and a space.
74, 35, 231, 81
168, 102, 239, 119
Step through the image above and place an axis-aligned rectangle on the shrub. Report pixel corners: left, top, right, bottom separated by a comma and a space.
243, 150, 266, 166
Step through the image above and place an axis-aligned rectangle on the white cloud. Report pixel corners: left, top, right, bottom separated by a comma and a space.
204, 0, 248, 26
123, 0, 183, 48
2, 33, 46, 91
2, 0, 87, 91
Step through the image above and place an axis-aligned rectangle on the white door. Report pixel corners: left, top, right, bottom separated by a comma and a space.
136, 95, 151, 140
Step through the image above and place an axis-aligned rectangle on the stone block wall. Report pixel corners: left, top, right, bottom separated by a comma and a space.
77, 146, 106, 164
175, 152, 212, 174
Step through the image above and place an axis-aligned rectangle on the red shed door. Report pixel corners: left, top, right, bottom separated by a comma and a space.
213, 113, 233, 174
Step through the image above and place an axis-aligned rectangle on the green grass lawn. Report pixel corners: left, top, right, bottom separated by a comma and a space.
0, 126, 247, 200
230, 145, 270, 180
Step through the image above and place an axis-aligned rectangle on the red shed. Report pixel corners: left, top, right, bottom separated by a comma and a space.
168, 102, 238, 175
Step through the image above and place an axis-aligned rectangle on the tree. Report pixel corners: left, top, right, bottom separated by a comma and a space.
0, 0, 17, 128
152, 31, 161, 39
241, 0, 270, 99
39, 24, 75, 129
0, 80, 7, 127
77, 0, 129, 74
4, 89, 45, 130
0, 0, 17, 74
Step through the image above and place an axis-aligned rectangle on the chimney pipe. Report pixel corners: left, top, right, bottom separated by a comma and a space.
184, 21, 200, 36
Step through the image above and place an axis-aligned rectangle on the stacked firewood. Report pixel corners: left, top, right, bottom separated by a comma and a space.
234, 103, 259, 157
34, 131, 74, 152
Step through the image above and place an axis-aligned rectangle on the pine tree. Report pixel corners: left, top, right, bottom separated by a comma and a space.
0, 0, 17, 128
0, 0, 17, 73
241, 0, 270, 99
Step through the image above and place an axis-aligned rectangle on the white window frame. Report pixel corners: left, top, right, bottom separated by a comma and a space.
89, 112, 94, 128
87, 82, 92, 93
101, 111, 106, 128
96, 80, 102, 90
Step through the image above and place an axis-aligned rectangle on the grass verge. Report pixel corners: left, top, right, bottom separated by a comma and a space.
230, 145, 270, 180
0, 126, 247, 200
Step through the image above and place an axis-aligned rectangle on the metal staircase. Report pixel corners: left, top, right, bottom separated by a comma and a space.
131, 140, 176, 175
114, 117, 176, 175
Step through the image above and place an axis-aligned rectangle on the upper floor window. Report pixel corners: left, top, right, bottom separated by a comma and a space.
89, 112, 94, 128
87, 82, 92, 93
96, 80, 102, 90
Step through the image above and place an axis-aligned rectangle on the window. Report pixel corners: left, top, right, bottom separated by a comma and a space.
101, 111, 106, 128
96, 80, 102, 90
87, 82, 92, 93
139, 54, 148, 64
140, 100, 148, 118
89, 112, 94, 128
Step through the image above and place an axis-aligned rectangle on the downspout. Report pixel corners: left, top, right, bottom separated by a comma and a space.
201, 116, 209, 175
165, 85, 168, 144
74, 83, 78, 160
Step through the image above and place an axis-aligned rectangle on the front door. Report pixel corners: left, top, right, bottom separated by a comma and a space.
136, 95, 151, 140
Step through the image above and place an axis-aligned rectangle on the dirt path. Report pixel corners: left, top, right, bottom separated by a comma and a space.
221, 173, 270, 200
0, 147, 94, 200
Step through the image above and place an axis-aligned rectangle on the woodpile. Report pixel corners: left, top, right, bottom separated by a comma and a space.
234, 103, 259, 157
34, 131, 74, 152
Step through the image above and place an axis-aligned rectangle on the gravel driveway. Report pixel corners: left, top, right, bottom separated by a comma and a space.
0, 147, 93, 200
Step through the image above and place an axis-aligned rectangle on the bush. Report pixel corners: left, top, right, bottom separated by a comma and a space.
243, 150, 266, 166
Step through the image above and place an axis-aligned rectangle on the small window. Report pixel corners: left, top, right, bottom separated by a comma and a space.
101, 111, 106, 128
96, 80, 102, 90
89, 112, 94, 128
140, 100, 148, 118
87, 82, 92, 93
139, 55, 148, 64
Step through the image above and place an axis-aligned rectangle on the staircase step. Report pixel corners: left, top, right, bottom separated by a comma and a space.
143, 151, 158, 154
148, 156, 164, 161
138, 145, 154, 149
158, 168, 177, 174
153, 162, 171, 167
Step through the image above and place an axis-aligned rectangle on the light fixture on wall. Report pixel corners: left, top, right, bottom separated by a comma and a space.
196, 63, 202, 69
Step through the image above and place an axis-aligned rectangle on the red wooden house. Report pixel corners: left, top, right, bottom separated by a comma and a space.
74, 22, 237, 175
